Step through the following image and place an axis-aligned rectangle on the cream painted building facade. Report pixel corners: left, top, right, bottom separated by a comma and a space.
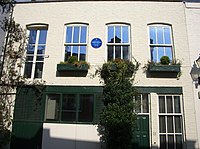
10, 1, 199, 149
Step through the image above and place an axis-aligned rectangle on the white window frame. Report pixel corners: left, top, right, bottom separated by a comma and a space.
64, 23, 88, 61
106, 24, 130, 61
158, 94, 185, 149
24, 24, 48, 79
148, 24, 174, 63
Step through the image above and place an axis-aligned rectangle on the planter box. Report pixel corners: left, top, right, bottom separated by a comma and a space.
148, 64, 181, 73
57, 64, 89, 72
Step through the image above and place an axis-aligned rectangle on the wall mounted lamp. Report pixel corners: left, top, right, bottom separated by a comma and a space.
191, 55, 200, 88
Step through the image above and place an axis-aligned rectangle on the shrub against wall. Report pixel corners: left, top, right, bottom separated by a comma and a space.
98, 58, 139, 149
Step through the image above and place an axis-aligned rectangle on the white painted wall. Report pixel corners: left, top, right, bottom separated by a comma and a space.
12, 1, 199, 149
185, 2, 200, 149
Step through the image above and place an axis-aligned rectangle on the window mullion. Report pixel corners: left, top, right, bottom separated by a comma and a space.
78, 27, 81, 61
71, 27, 74, 57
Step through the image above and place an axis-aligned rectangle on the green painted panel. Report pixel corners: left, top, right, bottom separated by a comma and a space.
132, 115, 150, 149
45, 86, 103, 94
10, 122, 43, 149
135, 87, 182, 94
94, 93, 104, 123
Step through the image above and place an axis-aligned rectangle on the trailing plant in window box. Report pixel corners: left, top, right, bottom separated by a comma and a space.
97, 58, 140, 149
57, 56, 90, 71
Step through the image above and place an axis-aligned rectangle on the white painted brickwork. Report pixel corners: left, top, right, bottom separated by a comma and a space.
12, 1, 199, 149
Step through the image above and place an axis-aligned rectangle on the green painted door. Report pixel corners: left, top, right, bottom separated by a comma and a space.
132, 115, 150, 149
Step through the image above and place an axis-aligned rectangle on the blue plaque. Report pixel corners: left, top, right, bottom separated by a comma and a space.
91, 38, 102, 48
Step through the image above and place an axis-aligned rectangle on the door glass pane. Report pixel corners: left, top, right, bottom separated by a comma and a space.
38, 30, 47, 44
174, 96, 181, 113
73, 26, 80, 43
160, 135, 166, 149
167, 116, 174, 133
108, 26, 114, 43
46, 94, 60, 121
115, 26, 121, 43
142, 94, 149, 113
176, 135, 183, 149
62, 94, 77, 121
115, 46, 121, 59
135, 95, 141, 113
167, 96, 173, 113
78, 94, 94, 122
175, 116, 182, 133
34, 62, 43, 78
122, 26, 128, 43
66, 26, 72, 43
168, 135, 174, 149
159, 96, 165, 113
159, 116, 166, 133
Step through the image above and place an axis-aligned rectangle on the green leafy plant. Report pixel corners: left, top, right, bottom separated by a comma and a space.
98, 58, 140, 149
67, 56, 78, 64
160, 56, 170, 65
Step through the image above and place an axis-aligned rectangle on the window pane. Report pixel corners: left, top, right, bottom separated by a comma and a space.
46, 94, 60, 121
150, 27, 156, 44
135, 95, 141, 113
159, 116, 166, 133
72, 46, 78, 57
78, 94, 94, 122
176, 135, 183, 149
108, 26, 114, 43
168, 135, 174, 149
73, 26, 80, 43
167, 96, 173, 113
123, 46, 129, 60
160, 135, 166, 149
108, 46, 113, 61
165, 47, 172, 61
37, 45, 45, 54
159, 96, 165, 113
167, 116, 174, 133
175, 116, 182, 133
62, 94, 77, 121
158, 47, 164, 62
80, 46, 86, 61
38, 30, 47, 44
24, 62, 32, 78
157, 27, 164, 44
34, 62, 43, 78
122, 26, 128, 43
164, 27, 171, 44
142, 94, 149, 113
27, 45, 35, 54
80, 26, 87, 43
115, 46, 121, 59
26, 56, 33, 61
115, 26, 121, 43
151, 47, 157, 62
36, 55, 44, 61
66, 26, 72, 43
174, 96, 181, 113
28, 30, 37, 44
65, 46, 71, 61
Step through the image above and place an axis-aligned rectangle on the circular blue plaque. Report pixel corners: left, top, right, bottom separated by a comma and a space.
91, 38, 102, 48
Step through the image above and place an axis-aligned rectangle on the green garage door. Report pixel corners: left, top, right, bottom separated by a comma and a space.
132, 115, 150, 149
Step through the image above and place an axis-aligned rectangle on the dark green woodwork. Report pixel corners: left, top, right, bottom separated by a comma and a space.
135, 86, 182, 94
148, 64, 181, 72
57, 64, 89, 72
94, 93, 105, 123
10, 122, 43, 149
132, 115, 150, 149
